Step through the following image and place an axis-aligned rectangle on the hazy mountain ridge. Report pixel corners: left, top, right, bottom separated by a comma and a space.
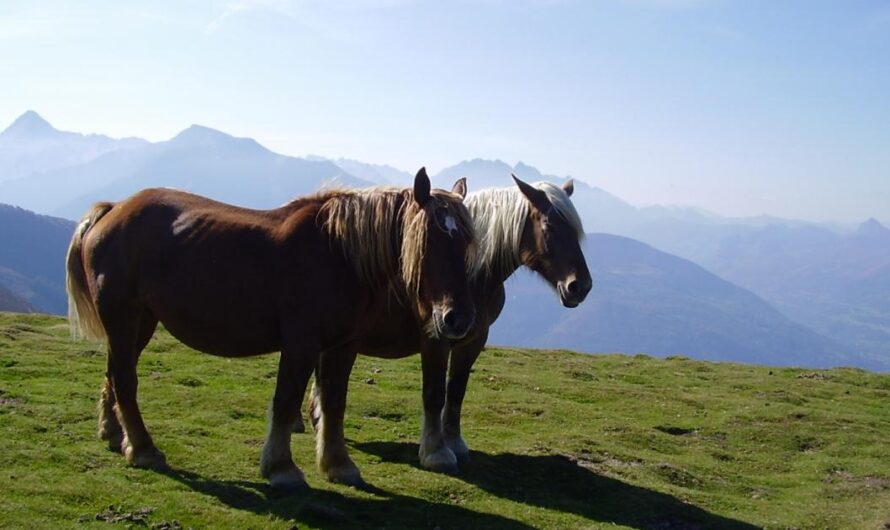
489, 233, 861, 369
0, 118, 373, 219
431, 158, 889, 366
0, 110, 147, 184
699, 219, 890, 366
330, 158, 412, 185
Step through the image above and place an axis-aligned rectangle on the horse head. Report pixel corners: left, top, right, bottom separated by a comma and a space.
512, 174, 592, 308
405, 168, 476, 339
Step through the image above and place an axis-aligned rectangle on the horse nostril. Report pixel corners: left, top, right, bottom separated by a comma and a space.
566, 280, 580, 296
442, 309, 457, 330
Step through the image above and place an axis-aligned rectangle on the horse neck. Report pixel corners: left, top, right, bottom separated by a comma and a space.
316, 189, 413, 295
466, 188, 527, 287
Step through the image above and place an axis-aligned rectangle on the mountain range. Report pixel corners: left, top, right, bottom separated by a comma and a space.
0, 111, 886, 370
0, 111, 146, 184
1, 122, 371, 219
490, 234, 854, 368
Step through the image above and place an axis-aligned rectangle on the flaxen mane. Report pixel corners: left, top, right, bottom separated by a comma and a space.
318, 187, 474, 297
465, 182, 583, 280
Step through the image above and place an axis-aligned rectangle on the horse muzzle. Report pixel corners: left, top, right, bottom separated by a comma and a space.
557, 275, 592, 308
432, 305, 476, 340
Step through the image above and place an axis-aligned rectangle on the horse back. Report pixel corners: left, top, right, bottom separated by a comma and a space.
80, 188, 362, 356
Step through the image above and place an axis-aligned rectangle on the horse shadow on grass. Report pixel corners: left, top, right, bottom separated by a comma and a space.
159, 467, 535, 529
354, 441, 761, 530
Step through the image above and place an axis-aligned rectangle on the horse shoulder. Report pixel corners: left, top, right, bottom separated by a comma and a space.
481, 282, 507, 325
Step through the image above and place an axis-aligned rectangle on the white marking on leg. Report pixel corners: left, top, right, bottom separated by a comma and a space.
261, 400, 293, 476
314, 391, 326, 467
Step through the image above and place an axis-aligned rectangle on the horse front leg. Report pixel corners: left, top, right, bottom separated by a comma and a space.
442, 330, 486, 464
418, 338, 457, 473
260, 337, 317, 491
312, 346, 362, 485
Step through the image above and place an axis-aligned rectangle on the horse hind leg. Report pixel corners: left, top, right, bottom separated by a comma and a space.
97, 375, 123, 451
306, 378, 320, 432
98, 311, 157, 453
104, 308, 166, 470
291, 370, 318, 434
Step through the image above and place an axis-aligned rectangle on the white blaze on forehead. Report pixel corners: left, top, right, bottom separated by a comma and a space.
444, 214, 458, 237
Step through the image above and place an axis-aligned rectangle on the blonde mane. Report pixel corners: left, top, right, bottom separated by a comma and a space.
318, 187, 474, 297
465, 182, 584, 280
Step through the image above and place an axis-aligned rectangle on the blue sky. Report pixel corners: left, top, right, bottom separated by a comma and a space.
1, 0, 888, 222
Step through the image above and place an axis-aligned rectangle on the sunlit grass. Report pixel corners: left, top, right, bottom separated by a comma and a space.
1, 313, 888, 529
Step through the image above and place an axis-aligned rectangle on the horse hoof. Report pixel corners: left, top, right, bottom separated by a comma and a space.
325, 466, 365, 487
293, 417, 306, 434
100, 431, 124, 453
126, 446, 168, 471
269, 469, 309, 493
421, 448, 459, 475
447, 436, 470, 464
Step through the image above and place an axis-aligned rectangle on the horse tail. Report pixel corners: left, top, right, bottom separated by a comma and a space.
66, 202, 114, 341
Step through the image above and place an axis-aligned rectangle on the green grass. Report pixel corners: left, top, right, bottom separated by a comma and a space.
1, 312, 889, 529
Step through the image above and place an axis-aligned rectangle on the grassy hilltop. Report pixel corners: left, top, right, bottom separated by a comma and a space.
1, 312, 888, 529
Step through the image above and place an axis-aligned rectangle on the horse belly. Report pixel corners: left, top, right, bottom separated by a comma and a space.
157, 308, 281, 357
355, 310, 422, 359
141, 262, 283, 356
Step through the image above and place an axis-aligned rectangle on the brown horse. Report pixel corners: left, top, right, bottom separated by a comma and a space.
65, 168, 476, 490
300, 175, 590, 485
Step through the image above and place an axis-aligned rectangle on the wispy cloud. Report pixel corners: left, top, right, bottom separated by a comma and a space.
204, 0, 412, 35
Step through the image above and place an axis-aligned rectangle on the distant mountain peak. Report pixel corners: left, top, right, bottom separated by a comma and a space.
174, 124, 232, 141
456, 158, 510, 168
857, 217, 888, 237
512, 160, 537, 172
2, 110, 57, 138
169, 125, 264, 152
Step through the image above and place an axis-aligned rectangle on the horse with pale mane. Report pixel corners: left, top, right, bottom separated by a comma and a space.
300, 174, 591, 486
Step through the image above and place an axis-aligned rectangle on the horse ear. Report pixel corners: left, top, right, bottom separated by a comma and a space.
512, 173, 550, 211
563, 179, 574, 197
414, 167, 431, 207
451, 177, 467, 199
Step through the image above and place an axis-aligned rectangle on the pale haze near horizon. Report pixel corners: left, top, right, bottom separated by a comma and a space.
1, 0, 888, 224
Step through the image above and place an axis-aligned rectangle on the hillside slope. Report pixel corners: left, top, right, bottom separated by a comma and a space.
1, 313, 888, 529
490, 234, 857, 369
0, 204, 75, 314
700, 220, 890, 368
0, 204, 856, 370
0, 285, 38, 313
